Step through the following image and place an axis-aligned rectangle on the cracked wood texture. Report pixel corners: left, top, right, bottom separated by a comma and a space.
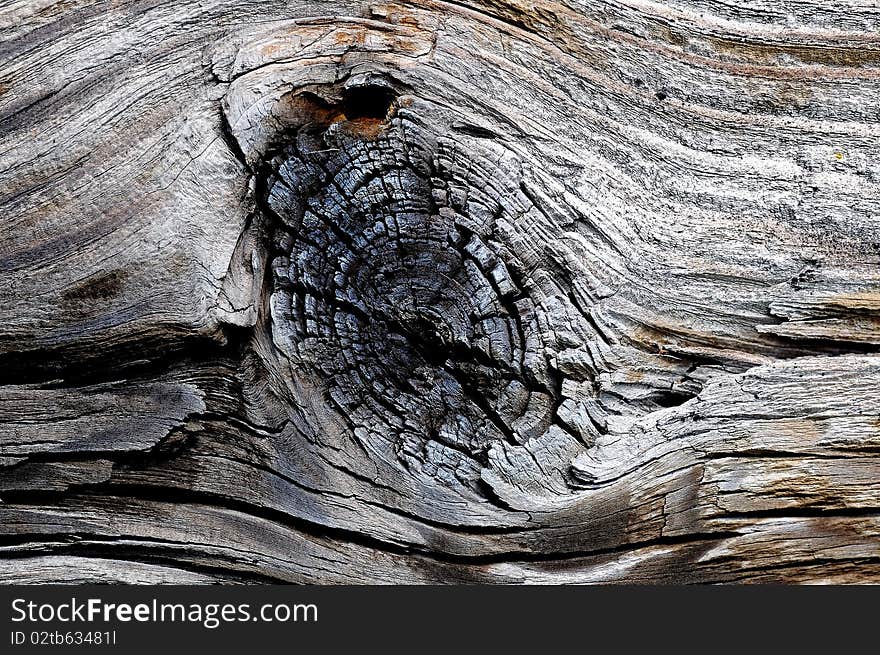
1, 0, 879, 584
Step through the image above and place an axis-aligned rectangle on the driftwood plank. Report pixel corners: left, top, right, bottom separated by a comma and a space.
0, 0, 878, 583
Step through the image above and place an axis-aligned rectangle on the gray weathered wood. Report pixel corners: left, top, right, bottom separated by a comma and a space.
1, 0, 878, 583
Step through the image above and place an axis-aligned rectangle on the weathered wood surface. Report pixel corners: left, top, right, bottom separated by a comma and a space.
1, 0, 879, 583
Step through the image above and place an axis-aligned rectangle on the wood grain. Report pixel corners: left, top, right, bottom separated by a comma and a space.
1, 0, 878, 583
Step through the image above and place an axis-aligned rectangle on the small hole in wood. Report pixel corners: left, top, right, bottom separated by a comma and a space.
341, 85, 396, 120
